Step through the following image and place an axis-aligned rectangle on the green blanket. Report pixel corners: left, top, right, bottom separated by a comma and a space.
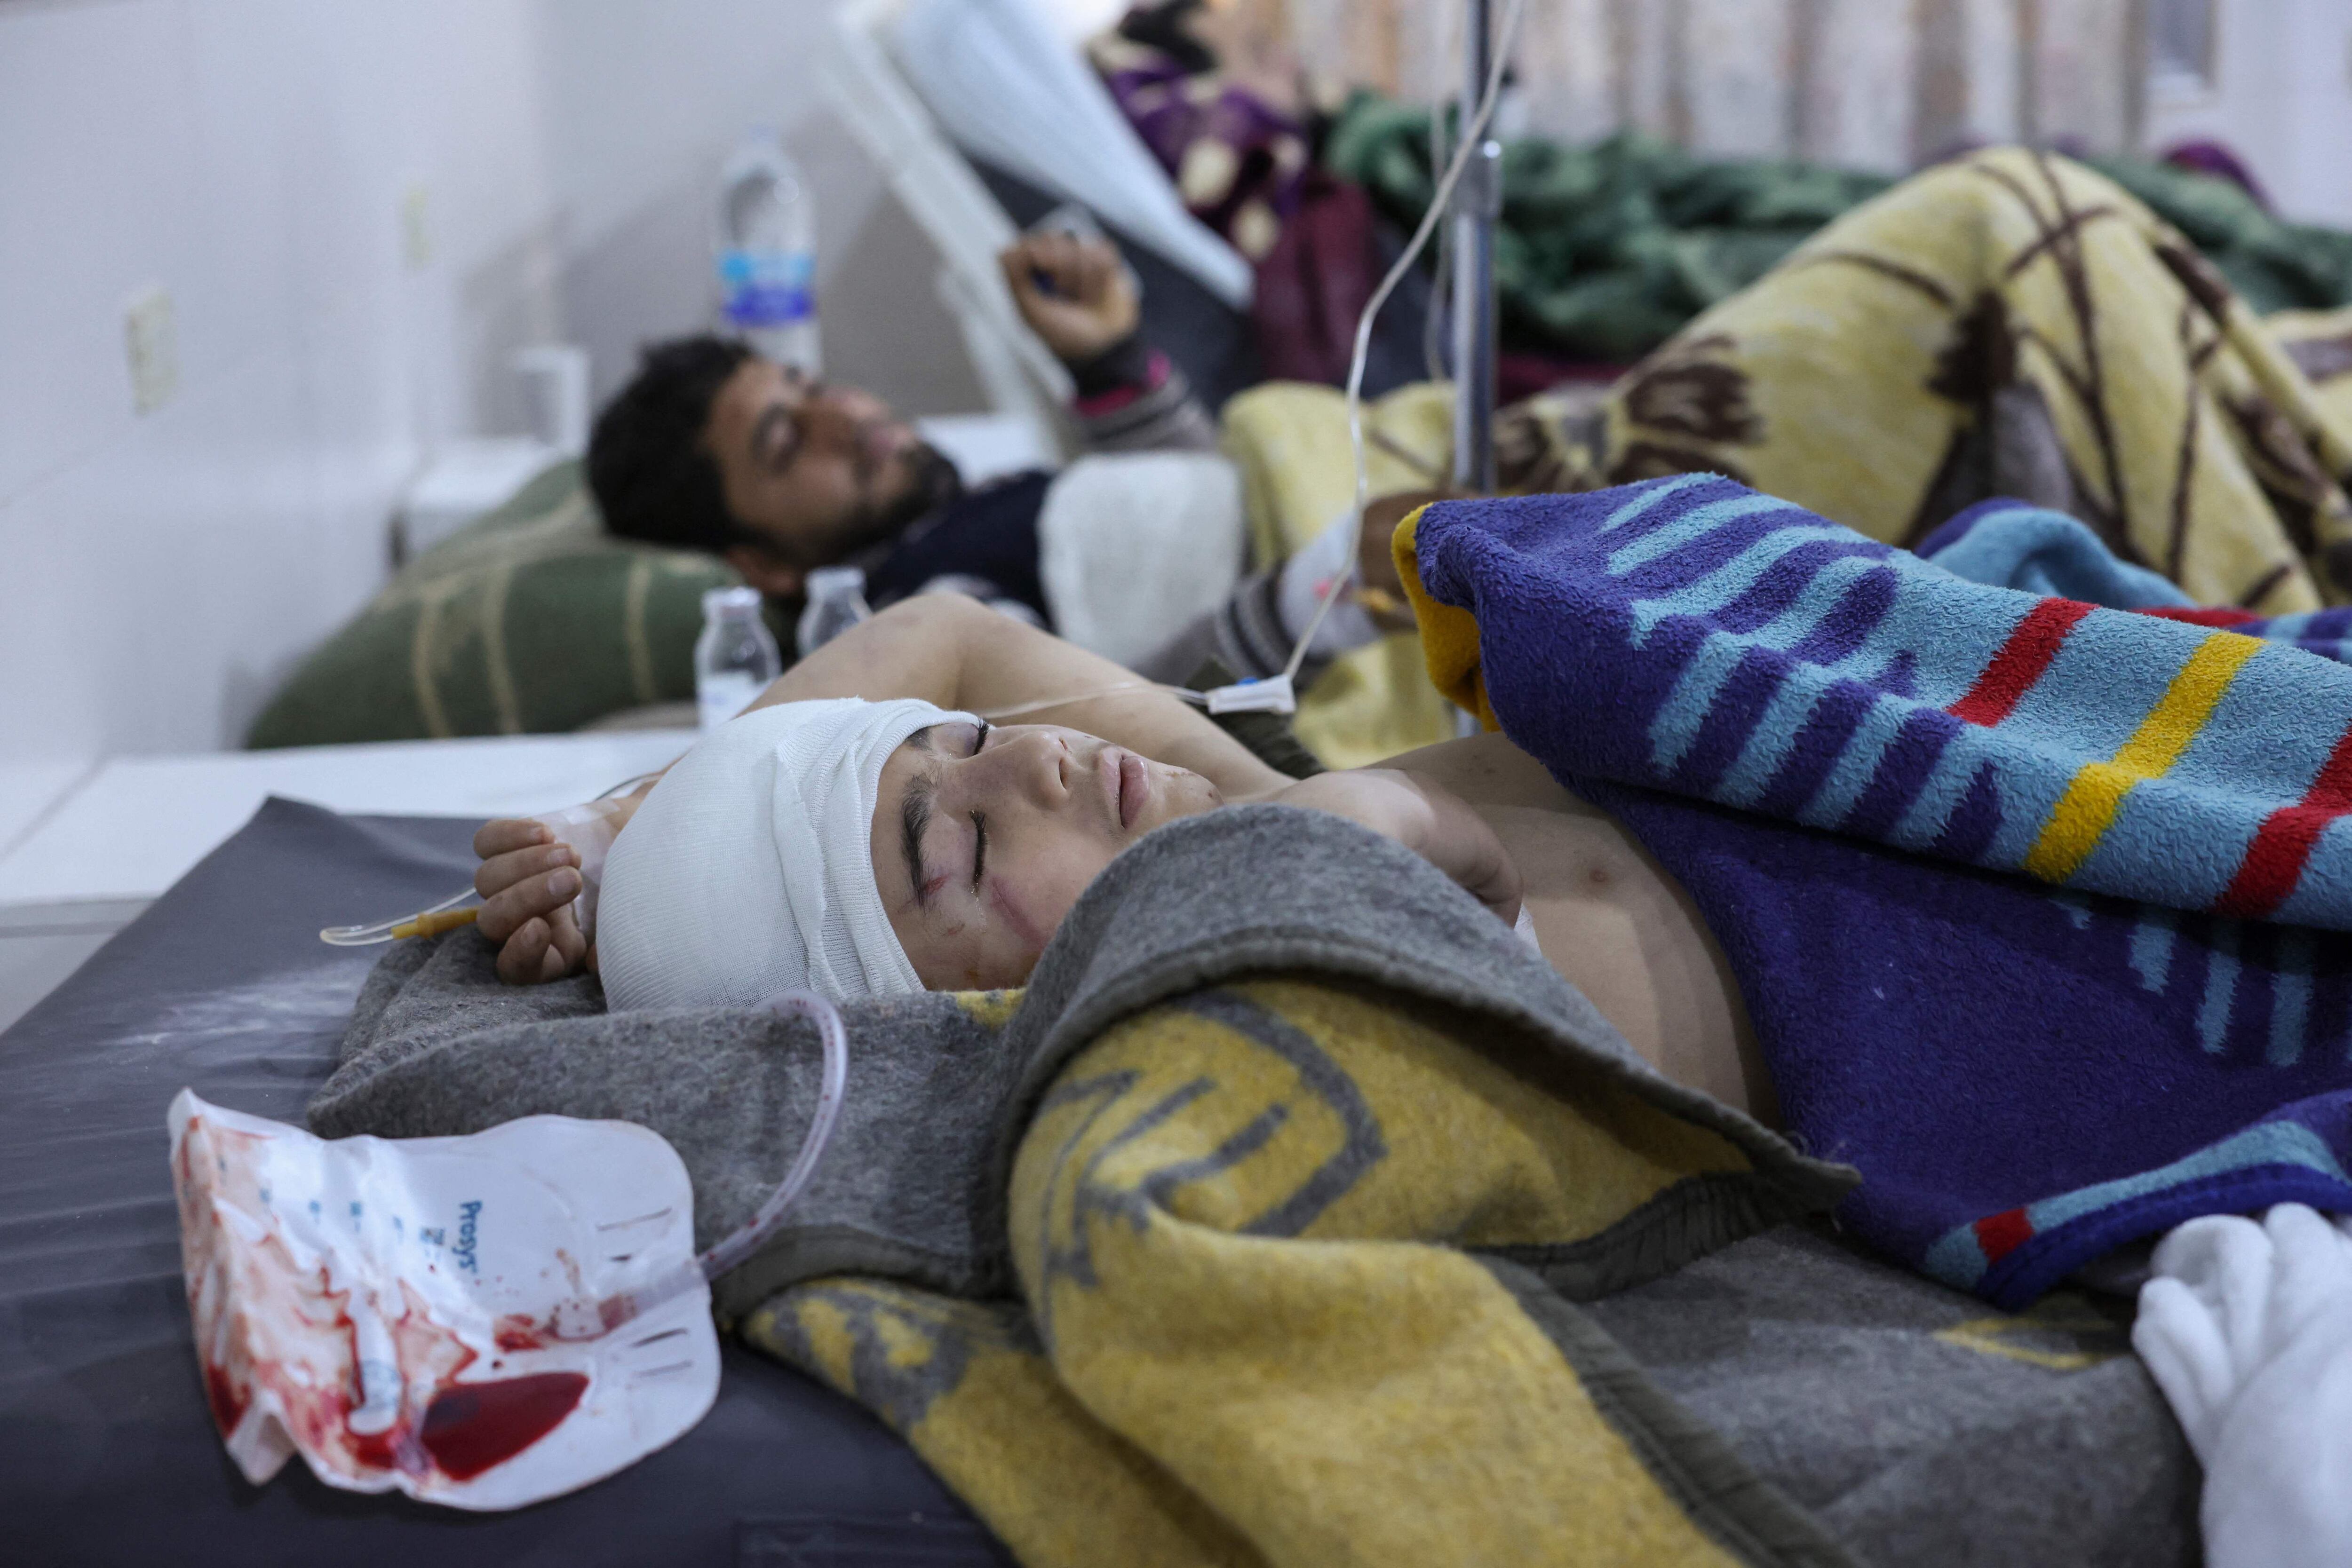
1324, 92, 2352, 364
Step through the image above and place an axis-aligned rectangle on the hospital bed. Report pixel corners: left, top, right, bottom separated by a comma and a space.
0, 786, 2197, 1563
0, 794, 1015, 1564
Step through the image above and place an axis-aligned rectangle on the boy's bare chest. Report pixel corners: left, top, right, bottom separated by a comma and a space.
1396, 735, 1775, 1123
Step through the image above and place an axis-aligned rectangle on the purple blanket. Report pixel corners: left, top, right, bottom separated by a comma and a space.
1412, 477, 2352, 1306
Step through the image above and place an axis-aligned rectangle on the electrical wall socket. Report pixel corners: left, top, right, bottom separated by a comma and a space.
123, 285, 178, 415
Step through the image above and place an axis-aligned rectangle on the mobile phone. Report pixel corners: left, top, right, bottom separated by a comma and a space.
1023, 204, 1142, 300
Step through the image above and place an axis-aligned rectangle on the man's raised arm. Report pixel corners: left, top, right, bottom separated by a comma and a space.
999, 232, 1217, 454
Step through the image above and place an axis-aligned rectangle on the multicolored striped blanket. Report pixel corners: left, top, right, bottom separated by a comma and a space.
1401, 475, 2352, 1305
1411, 473, 2352, 927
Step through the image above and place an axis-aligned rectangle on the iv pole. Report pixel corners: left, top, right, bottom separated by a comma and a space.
1449, 0, 1500, 492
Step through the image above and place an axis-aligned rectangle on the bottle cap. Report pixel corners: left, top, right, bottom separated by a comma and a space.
806, 565, 867, 597
701, 585, 763, 615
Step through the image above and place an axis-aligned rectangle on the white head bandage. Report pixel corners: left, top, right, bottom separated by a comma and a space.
598, 697, 967, 1010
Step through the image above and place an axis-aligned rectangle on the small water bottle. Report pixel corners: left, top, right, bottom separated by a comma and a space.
796, 565, 874, 658
715, 128, 820, 371
696, 586, 783, 731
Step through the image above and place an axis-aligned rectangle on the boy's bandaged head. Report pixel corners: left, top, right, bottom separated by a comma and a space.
599, 697, 967, 1009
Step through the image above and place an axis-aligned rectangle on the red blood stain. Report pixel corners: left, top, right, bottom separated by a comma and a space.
345, 1413, 420, 1474
177, 1109, 595, 1492
419, 1373, 589, 1480
494, 1314, 553, 1352
203, 1362, 249, 1437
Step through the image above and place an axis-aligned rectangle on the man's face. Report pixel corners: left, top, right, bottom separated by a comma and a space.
702, 358, 957, 573
870, 720, 1224, 990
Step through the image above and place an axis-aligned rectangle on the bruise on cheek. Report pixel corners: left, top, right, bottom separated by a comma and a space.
893, 875, 952, 919
985, 879, 1049, 955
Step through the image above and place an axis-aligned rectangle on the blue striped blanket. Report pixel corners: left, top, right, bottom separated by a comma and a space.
1916, 499, 2352, 664
1410, 475, 2352, 1305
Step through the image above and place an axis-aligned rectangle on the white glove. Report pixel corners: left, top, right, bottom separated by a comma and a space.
2134, 1204, 2352, 1568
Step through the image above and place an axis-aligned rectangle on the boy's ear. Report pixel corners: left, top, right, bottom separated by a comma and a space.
722, 543, 805, 600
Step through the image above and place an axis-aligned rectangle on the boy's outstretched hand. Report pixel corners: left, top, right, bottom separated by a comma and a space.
472, 818, 593, 983
1001, 232, 1141, 366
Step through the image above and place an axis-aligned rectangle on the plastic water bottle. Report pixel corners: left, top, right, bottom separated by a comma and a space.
715, 129, 820, 371
695, 586, 783, 731
795, 565, 873, 658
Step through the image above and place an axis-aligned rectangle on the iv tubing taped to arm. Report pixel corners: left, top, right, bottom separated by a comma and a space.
320, 773, 654, 947
320, 888, 478, 947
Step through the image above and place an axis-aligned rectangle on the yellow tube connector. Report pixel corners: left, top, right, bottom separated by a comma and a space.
389, 907, 481, 941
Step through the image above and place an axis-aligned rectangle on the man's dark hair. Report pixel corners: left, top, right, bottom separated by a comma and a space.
587, 335, 758, 554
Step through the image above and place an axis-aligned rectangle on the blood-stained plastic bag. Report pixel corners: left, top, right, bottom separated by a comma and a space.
167, 1090, 720, 1511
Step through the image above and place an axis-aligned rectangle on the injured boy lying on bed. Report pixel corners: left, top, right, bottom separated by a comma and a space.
472, 581, 1774, 1125
476, 467, 2352, 1218
457, 473, 2352, 1562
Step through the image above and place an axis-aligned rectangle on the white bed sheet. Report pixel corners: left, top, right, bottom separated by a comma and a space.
0, 730, 694, 909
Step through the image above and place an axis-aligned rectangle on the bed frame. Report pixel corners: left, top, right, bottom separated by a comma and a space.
1448, 0, 1499, 491
825, 0, 1501, 489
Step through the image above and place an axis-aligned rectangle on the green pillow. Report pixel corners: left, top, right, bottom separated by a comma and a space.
246, 461, 744, 747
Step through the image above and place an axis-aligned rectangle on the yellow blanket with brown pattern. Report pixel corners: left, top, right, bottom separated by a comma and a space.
732, 805, 1857, 1568
1497, 148, 2352, 614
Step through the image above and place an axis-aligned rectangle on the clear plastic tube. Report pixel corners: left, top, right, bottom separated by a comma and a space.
968, 0, 1531, 720
320, 772, 657, 948
571, 989, 849, 1335
977, 681, 1208, 723
1286, 0, 1530, 683
319, 887, 476, 947
694, 990, 849, 1279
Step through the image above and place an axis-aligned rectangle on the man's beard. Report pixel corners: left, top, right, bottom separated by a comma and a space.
825, 439, 965, 562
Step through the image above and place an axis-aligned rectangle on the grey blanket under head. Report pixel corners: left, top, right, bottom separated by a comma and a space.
313, 803, 1847, 1319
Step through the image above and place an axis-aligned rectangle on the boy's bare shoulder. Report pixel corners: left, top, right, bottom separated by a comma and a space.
1378, 732, 1608, 819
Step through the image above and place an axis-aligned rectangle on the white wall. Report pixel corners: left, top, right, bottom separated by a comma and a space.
535, 0, 985, 414
2143, 0, 2352, 228
0, 0, 977, 841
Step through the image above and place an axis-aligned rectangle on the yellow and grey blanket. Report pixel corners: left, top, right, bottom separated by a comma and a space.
1497, 148, 2352, 614
318, 805, 1856, 1566
1218, 150, 2352, 771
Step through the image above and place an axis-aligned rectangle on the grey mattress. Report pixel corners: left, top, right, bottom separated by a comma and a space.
0, 798, 1010, 1567
0, 797, 2198, 1566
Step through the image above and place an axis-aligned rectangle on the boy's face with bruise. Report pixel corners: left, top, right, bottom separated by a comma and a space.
870, 720, 1223, 990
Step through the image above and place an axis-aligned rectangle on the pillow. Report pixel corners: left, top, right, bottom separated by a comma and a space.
246, 462, 747, 747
